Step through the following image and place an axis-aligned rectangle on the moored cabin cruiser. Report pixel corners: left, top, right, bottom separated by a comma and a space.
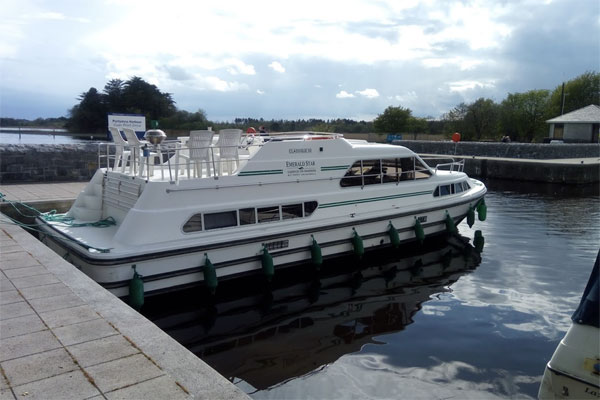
37, 130, 487, 298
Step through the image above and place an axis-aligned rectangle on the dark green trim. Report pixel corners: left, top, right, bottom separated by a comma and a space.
321, 165, 350, 171
319, 190, 433, 208
238, 169, 283, 176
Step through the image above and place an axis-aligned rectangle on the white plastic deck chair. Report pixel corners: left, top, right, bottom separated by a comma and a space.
122, 128, 162, 178
216, 129, 242, 175
177, 130, 214, 179
108, 127, 131, 172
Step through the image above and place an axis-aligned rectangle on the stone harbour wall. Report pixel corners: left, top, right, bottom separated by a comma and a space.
0, 144, 101, 183
393, 140, 600, 159
1, 142, 598, 184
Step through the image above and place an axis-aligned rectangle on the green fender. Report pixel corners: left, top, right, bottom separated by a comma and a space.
129, 265, 144, 310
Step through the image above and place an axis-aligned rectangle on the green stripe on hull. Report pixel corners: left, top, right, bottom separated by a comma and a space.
319, 190, 432, 208
239, 170, 283, 176
321, 165, 349, 171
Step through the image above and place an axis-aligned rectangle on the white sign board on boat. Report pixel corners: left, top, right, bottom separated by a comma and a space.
107, 113, 146, 139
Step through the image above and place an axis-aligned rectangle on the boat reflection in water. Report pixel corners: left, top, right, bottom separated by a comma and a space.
144, 233, 483, 391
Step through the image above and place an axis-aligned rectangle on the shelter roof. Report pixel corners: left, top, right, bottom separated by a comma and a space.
546, 104, 600, 124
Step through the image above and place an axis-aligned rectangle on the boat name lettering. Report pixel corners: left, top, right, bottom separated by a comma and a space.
289, 148, 312, 154
286, 161, 316, 168
417, 216, 427, 223
264, 240, 289, 251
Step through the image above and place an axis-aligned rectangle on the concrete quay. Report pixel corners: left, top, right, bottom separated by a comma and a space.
424, 154, 600, 184
0, 209, 248, 399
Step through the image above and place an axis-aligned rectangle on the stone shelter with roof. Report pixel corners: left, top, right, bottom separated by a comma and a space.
546, 104, 600, 143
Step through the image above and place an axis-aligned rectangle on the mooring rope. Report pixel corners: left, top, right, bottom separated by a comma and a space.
0, 192, 116, 228
0, 192, 113, 253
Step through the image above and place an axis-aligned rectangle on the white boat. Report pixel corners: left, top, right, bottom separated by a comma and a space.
538, 252, 600, 399
37, 130, 487, 298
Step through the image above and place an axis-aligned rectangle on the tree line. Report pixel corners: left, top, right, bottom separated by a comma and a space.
8, 71, 598, 142
375, 71, 599, 142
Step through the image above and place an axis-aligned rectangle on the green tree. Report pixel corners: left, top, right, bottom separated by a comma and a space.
442, 103, 469, 137
547, 71, 600, 117
103, 79, 125, 112
159, 109, 208, 130
373, 106, 412, 133
67, 88, 107, 133
121, 76, 176, 119
67, 77, 176, 132
500, 89, 550, 142
407, 117, 428, 133
464, 98, 499, 140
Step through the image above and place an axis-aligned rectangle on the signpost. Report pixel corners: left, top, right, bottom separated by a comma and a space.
107, 113, 146, 140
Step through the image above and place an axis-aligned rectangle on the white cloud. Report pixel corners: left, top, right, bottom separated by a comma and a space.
356, 88, 379, 99
389, 91, 418, 104
202, 77, 247, 92
226, 59, 256, 76
422, 57, 484, 71
268, 61, 286, 73
256, 89, 265, 95
448, 80, 496, 93
336, 90, 355, 98
2, 0, 597, 121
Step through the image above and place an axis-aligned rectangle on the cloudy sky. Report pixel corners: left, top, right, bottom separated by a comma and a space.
1, 0, 598, 121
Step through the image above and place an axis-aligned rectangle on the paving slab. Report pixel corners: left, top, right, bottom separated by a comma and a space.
28, 292, 85, 313
9, 273, 60, 290
105, 375, 190, 400
0, 280, 14, 292
1, 348, 78, 386
2, 266, 48, 279
0, 301, 34, 321
11, 370, 101, 400
0, 291, 22, 306
0, 208, 249, 399
52, 318, 118, 347
67, 335, 139, 368
0, 389, 14, 400
85, 353, 164, 393
39, 304, 100, 329
18, 282, 73, 300
0, 252, 41, 269
0, 314, 47, 339
0, 330, 62, 362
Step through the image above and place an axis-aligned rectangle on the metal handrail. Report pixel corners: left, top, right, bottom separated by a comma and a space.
421, 156, 465, 173
97, 140, 265, 181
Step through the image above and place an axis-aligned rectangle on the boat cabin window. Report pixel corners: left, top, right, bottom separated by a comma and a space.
434, 181, 470, 197
304, 201, 318, 216
182, 214, 203, 233
341, 157, 431, 187
182, 200, 319, 233
258, 206, 281, 223
205, 211, 237, 230
282, 204, 303, 220
239, 208, 256, 225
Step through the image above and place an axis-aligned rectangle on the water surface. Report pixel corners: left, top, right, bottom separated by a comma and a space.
145, 180, 599, 399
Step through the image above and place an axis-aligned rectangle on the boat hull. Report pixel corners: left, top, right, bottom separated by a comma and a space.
38, 195, 482, 298
539, 323, 600, 399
